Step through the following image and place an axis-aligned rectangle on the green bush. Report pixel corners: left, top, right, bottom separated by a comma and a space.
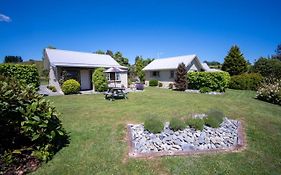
187, 71, 230, 92
62, 79, 80, 95
0, 76, 69, 173
144, 117, 164, 134
256, 79, 281, 105
199, 87, 212, 93
186, 118, 204, 131
47, 85, 57, 92
158, 82, 163, 87
252, 57, 281, 79
0, 64, 40, 88
229, 73, 263, 90
92, 68, 108, 92
204, 110, 225, 128
169, 117, 186, 131
149, 79, 158, 87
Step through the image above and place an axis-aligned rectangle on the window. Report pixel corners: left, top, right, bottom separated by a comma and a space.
151, 71, 160, 77
170, 70, 174, 78
107, 73, 121, 81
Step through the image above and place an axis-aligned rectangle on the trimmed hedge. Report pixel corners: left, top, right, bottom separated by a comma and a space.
149, 79, 158, 86
61, 79, 80, 95
0, 64, 40, 88
187, 72, 230, 92
229, 73, 263, 90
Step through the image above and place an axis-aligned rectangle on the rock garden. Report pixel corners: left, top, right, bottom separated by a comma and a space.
128, 110, 245, 157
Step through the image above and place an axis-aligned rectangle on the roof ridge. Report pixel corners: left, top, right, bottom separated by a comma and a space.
45, 48, 109, 56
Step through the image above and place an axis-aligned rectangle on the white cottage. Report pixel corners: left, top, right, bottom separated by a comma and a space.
43, 48, 128, 93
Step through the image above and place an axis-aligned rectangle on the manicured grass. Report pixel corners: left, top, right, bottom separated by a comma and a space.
33, 88, 281, 175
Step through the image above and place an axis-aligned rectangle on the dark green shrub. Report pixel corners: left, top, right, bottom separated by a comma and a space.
199, 87, 212, 93
252, 57, 281, 79
0, 76, 69, 173
187, 72, 230, 92
0, 64, 40, 88
158, 82, 163, 87
149, 79, 158, 86
168, 83, 174, 89
47, 85, 57, 92
186, 118, 204, 131
229, 73, 263, 90
169, 117, 186, 131
144, 118, 164, 133
175, 63, 187, 91
256, 79, 281, 105
204, 110, 224, 128
92, 68, 108, 92
62, 79, 80, 95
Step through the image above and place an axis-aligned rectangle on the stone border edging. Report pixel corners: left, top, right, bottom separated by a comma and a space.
127, 121, 246, 158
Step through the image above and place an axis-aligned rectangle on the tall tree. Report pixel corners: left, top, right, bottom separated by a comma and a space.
252, 57, 281, 79
174, 63, 187, 91
272, 43, 281, 61
135, 57, 145, 82
106, 50, 114, 57
113, 51, 129, 67
95, 50, 105, 54
222, 45, 247, 76
4, 56, 23, 63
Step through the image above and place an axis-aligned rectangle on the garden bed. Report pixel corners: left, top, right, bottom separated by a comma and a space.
128, 117, 245, 158
185, 89, 224, 95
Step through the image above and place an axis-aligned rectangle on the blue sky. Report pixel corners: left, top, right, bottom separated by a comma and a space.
0, 0, 280, 64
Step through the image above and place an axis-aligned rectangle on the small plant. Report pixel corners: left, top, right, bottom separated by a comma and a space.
149, 79, 158, 86
169, 117, 186, 131
62, 79, 80, 95
186, 118, 204, 131
47, 85, 57, 92
204, 110, 224, 128
144, 117, 164, 134
168, 83, 174, 89
199, 87, 212, 93
158, 82, 163, 87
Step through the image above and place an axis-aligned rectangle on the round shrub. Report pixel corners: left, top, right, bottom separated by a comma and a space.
229, 73, 263, 90
169, 117, 186, 131
0, 76, 69, 173
149, 79, 158, 87
186, 118, 204, 131
204, 110, 224, 128
199, 87, 212, 93
62, 79, 80, 95
144, 118, 164, 134
92, 68, 108, 92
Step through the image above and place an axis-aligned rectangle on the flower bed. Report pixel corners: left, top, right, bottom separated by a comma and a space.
185, 89, 224, 95
128, 117, 245, 157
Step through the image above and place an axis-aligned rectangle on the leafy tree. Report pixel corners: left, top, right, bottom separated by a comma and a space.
222, 45, 247, 76
92, 68, 108, 92
4, 56, 23, 63
252, 57, 281, 79
47, 45, 56, 49
203, 61, 221, 66
135, 58, 145, 82
106, 50, 114, 57
175, 63, 187, 91
95, 50, 105, 54
272, 43, 281, 61
113, 51, 129, 67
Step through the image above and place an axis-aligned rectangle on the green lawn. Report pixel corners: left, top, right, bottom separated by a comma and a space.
33, 88, 281, 175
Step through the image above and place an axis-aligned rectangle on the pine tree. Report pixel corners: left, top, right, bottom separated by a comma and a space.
222, 45, 247, 76
175, 63, 187, 91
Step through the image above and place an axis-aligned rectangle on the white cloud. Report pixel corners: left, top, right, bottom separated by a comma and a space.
0, 13, 11, 22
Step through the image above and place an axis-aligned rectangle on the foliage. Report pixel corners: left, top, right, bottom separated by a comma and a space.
256, 79, 281, 105
158, 82, 163, 87
47, 85, 57, 92
252, 57, 281, 79
186, 118, 204, 131
204, 110, 225, 128
203, 61, 221, 66
169, 83, 174, 89
0, 64, 40, 88
272, 43, 281, 61
135, 83, 144, 90
229, 73, 263, 90
4, 56, 23, 63
222, 45, 248, 76
95, 50, 105, 54
113, 51, 129, 67
59, 70, 68, 85
144, 117, 164, 134
135, 58, 145, 82
169, 118, 186, 131
187, 72, 230, 92
175, 63, 187, 91
199, 87, 212, 93
92, 68, 108, 92
149, 79, 158, 86
62, 79, 80, 95
0, 76, 69, 173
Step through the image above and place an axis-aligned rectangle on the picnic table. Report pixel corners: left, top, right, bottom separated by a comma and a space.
104, 87, 128, 101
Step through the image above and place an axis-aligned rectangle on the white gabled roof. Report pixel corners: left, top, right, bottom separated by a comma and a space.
45, 48, 127, 69
143, 54, 202, 71
202, 63, 222, 72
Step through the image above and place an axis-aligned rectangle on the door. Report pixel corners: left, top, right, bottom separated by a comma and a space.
80, 70, 91, 90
